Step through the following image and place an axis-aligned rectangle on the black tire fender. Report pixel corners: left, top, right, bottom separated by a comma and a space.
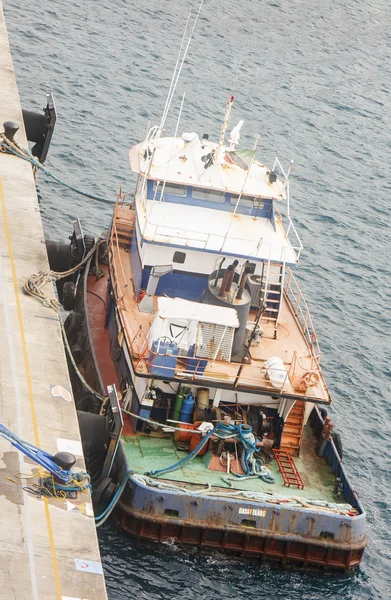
45, 240, 72, 272
62, 281, 75, 311
332, 431, 343, 460
319, 407, 328, 422
76, 410, 111, 484
64, 311, 82, 343
93, 477, 117, 510
84, 234, 95, 254
71, 344, 84, 364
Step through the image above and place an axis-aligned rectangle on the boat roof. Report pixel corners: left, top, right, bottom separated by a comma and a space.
140, 199, 298, 264
157, 297, 239, 328
129, 134, 287, 201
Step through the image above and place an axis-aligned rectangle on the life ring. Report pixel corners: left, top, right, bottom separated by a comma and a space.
303, 370, 320, 387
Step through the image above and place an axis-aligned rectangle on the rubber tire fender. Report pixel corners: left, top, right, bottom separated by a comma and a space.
319, 407, 328, 422
62, 281, 76, 311
64, 311, 83, 344
71, 344, 84, 365
76, 410, 111, 484
45, 240, 72, 272
332, 431, 343, 460
84, 234, 95, 254
93, 477, 117, 510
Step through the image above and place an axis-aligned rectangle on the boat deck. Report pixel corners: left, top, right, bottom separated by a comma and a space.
0, 4, 107, 598
110, 204, 331, 404
121, 425, 341, 503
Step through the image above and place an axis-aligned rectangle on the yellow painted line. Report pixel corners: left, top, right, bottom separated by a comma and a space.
0, 178, 40, 446
0, 177, 62, 599
44, 497, 63, 597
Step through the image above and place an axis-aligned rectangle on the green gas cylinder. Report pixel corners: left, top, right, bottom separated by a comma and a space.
173, 386, 190, 421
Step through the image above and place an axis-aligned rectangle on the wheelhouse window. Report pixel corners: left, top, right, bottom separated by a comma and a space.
230, 194, 264, 209
192, 187, 226, 203
153, 182, 187, 197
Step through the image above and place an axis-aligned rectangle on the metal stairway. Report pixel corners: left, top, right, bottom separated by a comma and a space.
280, 400, 306, 456
260, 261, 284, 339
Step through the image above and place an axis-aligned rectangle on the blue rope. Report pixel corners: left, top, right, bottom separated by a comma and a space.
0, 423, 73, 484
1, 140, 115, 205
148, 426, 217, 477
148, 422, 274, 484
95, 469, 133, 527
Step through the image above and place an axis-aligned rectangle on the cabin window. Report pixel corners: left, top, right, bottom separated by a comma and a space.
192, 187, 226, 203
230, 194, 264, 209
173, 251, 186, 264
154, 182, 187, 197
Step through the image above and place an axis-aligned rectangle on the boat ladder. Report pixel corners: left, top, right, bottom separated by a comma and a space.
273, 449, 305, 489
260, 261, 284, 339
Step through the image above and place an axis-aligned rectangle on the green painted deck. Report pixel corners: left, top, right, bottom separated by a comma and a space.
122, 425, 341, 503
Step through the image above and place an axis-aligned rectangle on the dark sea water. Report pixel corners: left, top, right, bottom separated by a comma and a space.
4, 0, 390, 598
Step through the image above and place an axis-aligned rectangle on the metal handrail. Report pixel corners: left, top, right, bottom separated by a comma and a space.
284, 267, 321, 361
272, 160, 303, 261
137, 201, 290, 263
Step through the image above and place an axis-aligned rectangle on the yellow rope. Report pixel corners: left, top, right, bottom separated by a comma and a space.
22, 242, 108, 403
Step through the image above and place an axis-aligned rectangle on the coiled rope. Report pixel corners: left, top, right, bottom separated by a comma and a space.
149, 422, 275, 484
0, 133, 115, 205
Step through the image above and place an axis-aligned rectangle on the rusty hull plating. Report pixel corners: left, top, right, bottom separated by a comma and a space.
112, 472, 366, 571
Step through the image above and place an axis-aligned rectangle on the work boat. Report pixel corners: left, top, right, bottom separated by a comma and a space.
56, 97, 366, 570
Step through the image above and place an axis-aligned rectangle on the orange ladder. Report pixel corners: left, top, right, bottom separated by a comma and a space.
273, 449, 305, 489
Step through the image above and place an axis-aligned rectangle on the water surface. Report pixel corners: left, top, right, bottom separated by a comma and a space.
4, 0, 390, 598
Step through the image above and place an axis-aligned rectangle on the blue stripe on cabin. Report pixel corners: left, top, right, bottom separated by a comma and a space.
146, 180, 273, 218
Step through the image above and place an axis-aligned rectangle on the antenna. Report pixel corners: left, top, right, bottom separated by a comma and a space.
231, 42, 247, 93
159, 0, 204, 134
216, 95, 235, 160
159, 92, 186, 207
159, 8, 192, 133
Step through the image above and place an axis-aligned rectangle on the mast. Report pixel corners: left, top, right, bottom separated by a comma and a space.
216, 95, 235, 160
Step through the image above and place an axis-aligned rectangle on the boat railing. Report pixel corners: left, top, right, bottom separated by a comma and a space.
272, 157, 303, 261
141, 213, 281, 259
284, 267, 321, 361
109, 200, 152, 357
133, 340, 296, 393
285, 216, 303, 261
139, 200, 303, 263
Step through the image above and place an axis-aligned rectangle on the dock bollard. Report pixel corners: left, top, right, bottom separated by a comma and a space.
3, 120, 19, 141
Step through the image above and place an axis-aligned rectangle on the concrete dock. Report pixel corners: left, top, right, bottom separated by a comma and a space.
0, 3, 108, 599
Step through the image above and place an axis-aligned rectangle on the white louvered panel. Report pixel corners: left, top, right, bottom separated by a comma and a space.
196, 323, 234, 362
248, 274, 263, 308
